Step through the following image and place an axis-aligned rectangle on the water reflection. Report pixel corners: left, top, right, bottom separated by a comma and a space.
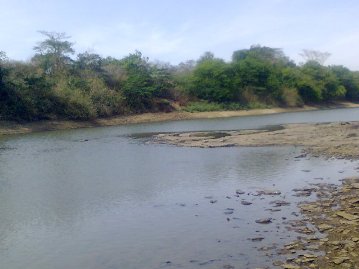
1, 108, 359, 268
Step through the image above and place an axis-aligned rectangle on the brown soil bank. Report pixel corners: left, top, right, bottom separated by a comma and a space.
1, 102, 359, 136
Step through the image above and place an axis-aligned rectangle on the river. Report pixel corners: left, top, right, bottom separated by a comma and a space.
1, 107, 359, 269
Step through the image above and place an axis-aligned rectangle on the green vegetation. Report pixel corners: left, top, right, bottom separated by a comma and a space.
1, 32, 359, 121
183, 101, 269, 112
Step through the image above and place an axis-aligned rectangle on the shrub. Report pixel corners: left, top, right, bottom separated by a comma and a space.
280, 87, 303, 107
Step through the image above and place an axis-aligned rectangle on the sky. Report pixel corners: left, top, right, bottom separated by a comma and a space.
1, 0, 359, 70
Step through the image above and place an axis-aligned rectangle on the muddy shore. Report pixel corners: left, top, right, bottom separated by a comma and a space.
1, 102, 359, 136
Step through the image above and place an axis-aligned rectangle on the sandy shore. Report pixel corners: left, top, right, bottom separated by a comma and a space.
1, 102, 359, 136
153, 121, 359, 159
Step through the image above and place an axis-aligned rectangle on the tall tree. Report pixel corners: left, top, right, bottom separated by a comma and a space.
33, 31, 75, 74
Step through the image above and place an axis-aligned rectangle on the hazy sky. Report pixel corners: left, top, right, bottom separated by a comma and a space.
1, 0, 358, 69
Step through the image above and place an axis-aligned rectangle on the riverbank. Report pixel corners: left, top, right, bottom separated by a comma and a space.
1, 102, 359, 136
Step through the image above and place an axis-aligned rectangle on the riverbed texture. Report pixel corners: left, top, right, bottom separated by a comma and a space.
152, 122, 359, 268
153, 121, 359, 159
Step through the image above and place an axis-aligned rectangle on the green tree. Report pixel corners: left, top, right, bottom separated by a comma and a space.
116, 51, 172, 112
298, 61, 346, 102
190, 53, 234, 102
330, 65, 359, 100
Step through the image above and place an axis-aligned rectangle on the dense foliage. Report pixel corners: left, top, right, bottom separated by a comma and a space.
1, 32, 359, 121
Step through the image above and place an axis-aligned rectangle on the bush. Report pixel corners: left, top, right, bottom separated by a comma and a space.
280, 87, 303, 107
297, 81, 322, 102
182, 101, 268, 112
53, 80, 96, 120
183, 101, 223, 112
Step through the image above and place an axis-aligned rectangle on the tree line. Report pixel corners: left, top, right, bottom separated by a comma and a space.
1, 31, 359, 121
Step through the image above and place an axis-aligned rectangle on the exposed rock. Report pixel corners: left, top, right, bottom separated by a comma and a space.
235, 189, 245, 195
270, 200, 291, 207
255, 218, 272, 224
335, 211, 359, 221
281, 263, 300, 269
241, 201, 252, 205
257, 189, 282, 196
317, 224, 332, 232
250, 237, 264, 242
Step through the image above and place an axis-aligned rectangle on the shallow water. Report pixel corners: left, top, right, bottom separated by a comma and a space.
1, 108, 359, 269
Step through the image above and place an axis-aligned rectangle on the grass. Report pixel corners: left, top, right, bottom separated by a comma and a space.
182, 101, 271, 112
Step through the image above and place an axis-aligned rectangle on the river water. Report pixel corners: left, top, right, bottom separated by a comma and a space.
1, 107, 359, 269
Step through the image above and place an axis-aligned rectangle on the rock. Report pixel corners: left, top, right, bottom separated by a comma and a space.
294, 154, 307, 158
255, 218, 272, 224
257, 189, 282, 196
332, 256, 350, 265
241, 201, 252, 205
236, 189, 245, 195
267, 208, 281, 212
336, 211, 359, 220
273, 260, 283, 266
348, 198, 359, 204
300, 204, 320, 212
224, 208, 234, 215
349, 183, 359, 189
281, 263, 300, 269
292, 187, 316, 192
270, 200, 291, 207
317, 224, 332, 232
250, 237, 264, 242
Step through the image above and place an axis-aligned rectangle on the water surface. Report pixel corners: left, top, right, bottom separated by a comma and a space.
1, 108, 359, 269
